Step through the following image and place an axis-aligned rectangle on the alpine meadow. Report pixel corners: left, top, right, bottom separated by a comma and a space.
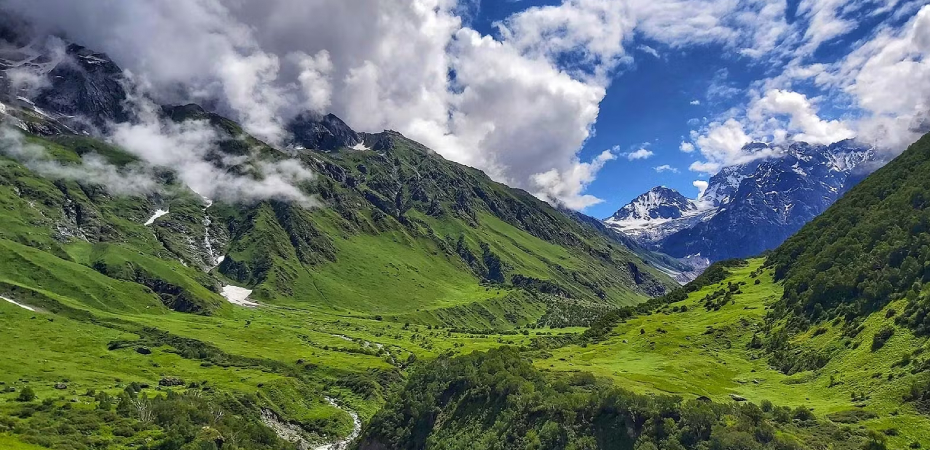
2, 2, 930, 450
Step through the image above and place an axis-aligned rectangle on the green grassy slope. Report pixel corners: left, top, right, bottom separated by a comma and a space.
2, 108, 677, 323
360, 346, 869, 450
0, 238, 581, 449
210, 126, 676, 318
536, 259, 930, 448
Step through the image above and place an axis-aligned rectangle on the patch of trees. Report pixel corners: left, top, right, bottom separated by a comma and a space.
2, 384, 299, 450
358, 347, 868, 450
569, 259, 747, 345
767, 132, 930, 334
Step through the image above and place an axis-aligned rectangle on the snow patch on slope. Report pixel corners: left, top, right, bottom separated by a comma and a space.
1, 296, 35, 311
221, 285, 258, 308
143, 209, 169, 226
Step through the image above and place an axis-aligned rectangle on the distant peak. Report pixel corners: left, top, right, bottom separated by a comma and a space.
607, 186, 697, 222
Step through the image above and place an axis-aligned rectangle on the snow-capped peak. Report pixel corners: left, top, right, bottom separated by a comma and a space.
606, 138, 876, 263
608, 186, 696, 222
604, 186, 718, 245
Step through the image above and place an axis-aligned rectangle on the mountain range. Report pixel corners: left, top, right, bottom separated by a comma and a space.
606, 140, 876, 262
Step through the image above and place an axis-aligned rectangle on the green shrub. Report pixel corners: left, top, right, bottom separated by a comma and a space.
872, 327, 895, 351
16, 386, 36, 402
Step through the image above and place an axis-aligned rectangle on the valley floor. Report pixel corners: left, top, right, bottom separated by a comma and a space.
0, 276, 575, 449
3, 255, 930, 448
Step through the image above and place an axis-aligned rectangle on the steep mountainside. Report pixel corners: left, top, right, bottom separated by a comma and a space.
0, 35, 677, 323
606, 140, 874, 262
769, 132, 930, 333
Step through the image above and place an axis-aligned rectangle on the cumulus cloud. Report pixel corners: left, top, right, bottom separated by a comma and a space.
654, 164, 679, 173
693, 179, 709, 199
687, 119, 761, 173
292, 50, 334, 113
679, 3, 930, 174
748, 89, 855, 145
690, 100, 701, 106
682, 86, 859, 173
531, 149, 616, 210
624, 148, 655, 160
0, 126, 160, 195
0, 0, 807, 210
834, 4, 930, 152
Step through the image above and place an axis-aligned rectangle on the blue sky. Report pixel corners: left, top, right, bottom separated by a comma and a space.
466, 0, 930, 218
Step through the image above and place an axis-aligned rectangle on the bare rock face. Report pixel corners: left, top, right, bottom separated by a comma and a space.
286, 111, 361, 151
158, 377, 185, 387
34, 43, 130, 130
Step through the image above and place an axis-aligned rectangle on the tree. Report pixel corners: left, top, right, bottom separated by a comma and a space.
16, 386, 36, 402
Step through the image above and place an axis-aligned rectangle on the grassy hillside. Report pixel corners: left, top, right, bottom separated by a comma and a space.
532, 259, 930, 448
0, 240, 586, 449
3, 108, 677, 319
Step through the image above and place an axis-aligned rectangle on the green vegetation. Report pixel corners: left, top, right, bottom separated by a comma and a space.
0, 114, 680, 449
532, 259, 930, 448
769, 132, 930, 333
360, 347, 865, 450
5, 99, 930, 449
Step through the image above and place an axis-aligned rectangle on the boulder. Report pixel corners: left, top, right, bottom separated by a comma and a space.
159, 377, 185, 387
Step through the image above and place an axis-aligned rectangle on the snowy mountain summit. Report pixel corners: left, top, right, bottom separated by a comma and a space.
604, 186, 714, 246
605, 140, 876, 262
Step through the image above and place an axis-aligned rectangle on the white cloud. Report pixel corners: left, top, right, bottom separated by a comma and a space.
692, 119, 752, 171
292, 50, 333, 113
0, 126, 160, 196
705, 68, 742, 101
837, 5, 930, 151
688, 118, 760, 173
692, 179, 709, 199
690, 100, 701, 105
734, 0, 789, 58
748, 89, 855, 145
5, 0, 902, 210
795, 0, 858, 55
624, 148, 655, 160
638, 44, 660, 58
531, 149, 616, 210
685, 88, 854, 173
654, 164, 679, 173
109, 94, 318, 206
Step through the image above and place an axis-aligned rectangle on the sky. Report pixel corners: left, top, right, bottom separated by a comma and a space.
3, 0, 930, 219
